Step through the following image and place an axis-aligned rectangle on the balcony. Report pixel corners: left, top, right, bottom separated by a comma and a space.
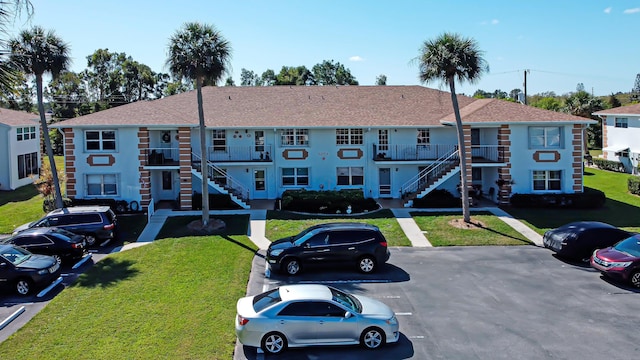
373, 144, 504, 163
207, 145, 273, 163
145, 148, 180, 166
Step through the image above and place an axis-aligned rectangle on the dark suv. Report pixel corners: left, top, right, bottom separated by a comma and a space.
13, 206, 117, 247
266, 223, 390, 275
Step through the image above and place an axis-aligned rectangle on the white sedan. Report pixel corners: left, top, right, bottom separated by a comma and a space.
235, 284, 399, 355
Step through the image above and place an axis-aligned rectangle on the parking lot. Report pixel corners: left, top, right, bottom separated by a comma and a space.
236, 246, 640, 360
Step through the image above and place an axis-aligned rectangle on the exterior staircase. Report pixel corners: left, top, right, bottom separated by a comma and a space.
191, 153, 250, 209
400, 149, 460, 207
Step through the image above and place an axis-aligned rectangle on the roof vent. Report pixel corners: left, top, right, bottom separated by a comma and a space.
228, 96, 231, 100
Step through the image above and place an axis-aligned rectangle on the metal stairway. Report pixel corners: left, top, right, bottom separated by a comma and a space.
400, 149, 460, 207
191, 153, 250, 209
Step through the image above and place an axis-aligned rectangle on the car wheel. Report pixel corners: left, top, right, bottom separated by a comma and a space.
15, 278, 32, 296
284, 258, 301, 276
85, 235, 97, 247
358, 256, 376, 273
52, 254, 63, 265
261, 332, 287, 354
631, 271, 640, 288
360, 327, 385, 350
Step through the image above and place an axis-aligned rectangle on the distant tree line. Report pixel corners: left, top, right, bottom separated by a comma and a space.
238, 60, 359, 87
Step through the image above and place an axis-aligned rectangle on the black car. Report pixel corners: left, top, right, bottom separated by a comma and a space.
543, 221, 632, 260
13, 206, 117, 247
266, 223, 390, 275
2, 227, 87, 265
0, 244, 61, 296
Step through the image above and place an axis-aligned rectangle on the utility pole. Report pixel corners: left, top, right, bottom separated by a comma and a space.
523, 69, 529, 105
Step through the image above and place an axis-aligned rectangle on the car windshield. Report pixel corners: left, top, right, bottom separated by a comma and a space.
613, 235, 640, 257
330, 287, 362, 313
49, 228, 77, 242
1, 246, 32, 265
253, 288, 282, 312
293, 228, 321, 247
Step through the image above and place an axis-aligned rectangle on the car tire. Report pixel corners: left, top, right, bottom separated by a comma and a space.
52, 254, 63, 266
358, 255, 376, 273
630, 271, 640, 288
15, 278, 32, 296
360, 327, 385, 350
284, 258, 301, 276
261, 332, 287, 354
85, 235, 97, 247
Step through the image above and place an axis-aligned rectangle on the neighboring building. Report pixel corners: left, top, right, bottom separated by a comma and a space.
52, 86, 593, 211
594, 103, 640, 175
0, 108, 40, 191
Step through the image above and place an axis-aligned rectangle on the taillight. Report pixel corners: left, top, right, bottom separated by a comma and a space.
380, 241, 388, 247
71, 243, 83, 249
237, 315, 249, 326
103, 223, 115, 230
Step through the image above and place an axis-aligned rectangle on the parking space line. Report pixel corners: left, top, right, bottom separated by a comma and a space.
37, 276, 63, 298
0, 306, 25, 331
408, 335, 425, 339
297, 279, 393, 284
72, 253, 93, 269
395, 312, 412, 316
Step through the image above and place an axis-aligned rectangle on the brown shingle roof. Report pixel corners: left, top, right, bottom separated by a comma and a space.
0, 108, 39, 127
54, 85, 592, 128
593, 103, 640, 116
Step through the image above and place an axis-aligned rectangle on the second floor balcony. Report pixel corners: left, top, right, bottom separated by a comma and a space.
207, 145, 274, 163
373, 144, 505, 163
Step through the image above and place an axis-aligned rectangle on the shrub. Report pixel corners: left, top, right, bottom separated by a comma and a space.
279, 189, 378, 213
510, 188, 605, 209
629, 176, 640, 196
42, 197, 73, 212
192, 193, 243, 210
593, 158, 625, 172
412, 189, 461, 208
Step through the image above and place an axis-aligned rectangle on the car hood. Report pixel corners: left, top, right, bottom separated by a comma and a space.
16, 254, 57, 270
597, 247, 638, 262
269, 237, 295, 251
354, 294, 395, 319
12, 222, 34, 235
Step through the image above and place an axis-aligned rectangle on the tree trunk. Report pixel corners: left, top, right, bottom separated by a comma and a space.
36, 73, 64, 209
449, 78, 471, 223
196, 78, 209, 226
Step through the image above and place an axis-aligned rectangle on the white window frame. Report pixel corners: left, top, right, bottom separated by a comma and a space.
528, 126, 562, 149
281, 167, 309, 187
417, 129, 430, 145
212, 130, 227, 152
16, 126, 36, 141
378, 130, 389, 151
532, 170, 561, 191
86, 173, 119, 196
614, 117, 628, 128
337, 167, 364, 186
336, 128, 363, 145
280, 129, 309, 146
85, 130, 117, 152
17, 152, 38, 179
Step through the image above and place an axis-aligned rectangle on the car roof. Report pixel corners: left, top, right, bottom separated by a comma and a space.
278, 284, 333, 301
559, 221, 617, 231
12, 227, 54, 236
310, 222, 379, 231
47, 206, 111, 216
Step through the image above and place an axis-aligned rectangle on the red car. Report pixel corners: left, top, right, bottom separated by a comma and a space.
590, 234, 640, 288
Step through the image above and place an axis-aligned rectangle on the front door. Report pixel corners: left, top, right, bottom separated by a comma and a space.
159, 170, 177, 200
253, 169, 267, 199
379, 168, 391, 197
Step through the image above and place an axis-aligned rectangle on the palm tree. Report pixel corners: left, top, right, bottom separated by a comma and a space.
166, 22, 231, 226
0, 0, 33, 96
9, 26, 70, 209
417, 33, 488, 223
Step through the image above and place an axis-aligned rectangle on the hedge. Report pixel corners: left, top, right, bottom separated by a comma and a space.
509, 188, 606, 209
629, 176, 640, 196
412, 189, 461, 208
279, 189, 379, 214
593, 158, 625, 172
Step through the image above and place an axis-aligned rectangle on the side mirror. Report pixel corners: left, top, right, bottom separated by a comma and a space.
344, 311, 352, 319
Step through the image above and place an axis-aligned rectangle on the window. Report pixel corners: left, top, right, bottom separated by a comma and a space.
282, 168, 309, 186
212, 130, 226, 152
86, 174, 118, 196
280, 129, 308, 146
17, 152, 38, 179
212, 168, 227, 186
532, 170, 561, 191
472, 168, 482, 182
529, 127, 562, 149
336, 128, 363, 145
16, 126, 36, 141
417, 129, 430, 145
615, 118, 628, 128
337, 167, 364, 186
85, 130, 116, 151
162, 171, 172, 190
254, 131, 265, 152
378, 130, 389, 151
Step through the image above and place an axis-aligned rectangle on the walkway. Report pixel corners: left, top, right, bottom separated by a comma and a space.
123, 205, 543, 250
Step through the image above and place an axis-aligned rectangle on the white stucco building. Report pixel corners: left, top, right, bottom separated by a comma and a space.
594, 103, 640, 174
0, 108, 40, 191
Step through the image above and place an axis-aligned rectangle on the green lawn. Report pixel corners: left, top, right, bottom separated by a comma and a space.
506, 168, 640, 234
411, 211, 532, 246
265, 209, 412, 246
0, 235, 256, 360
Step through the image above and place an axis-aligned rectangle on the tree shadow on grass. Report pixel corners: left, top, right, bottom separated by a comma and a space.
74, 258, 139, 289
220, 234, 262, 258
0, 185, 40, 206
474, 223, 533, 245
156, 214, 250, 239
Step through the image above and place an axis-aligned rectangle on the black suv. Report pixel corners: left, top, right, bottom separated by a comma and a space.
0, 244, 61, 296
266, 223, 390, 275
13, 206, 117, 247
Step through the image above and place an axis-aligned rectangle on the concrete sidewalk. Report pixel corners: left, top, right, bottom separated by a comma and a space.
123, 206, 543, 251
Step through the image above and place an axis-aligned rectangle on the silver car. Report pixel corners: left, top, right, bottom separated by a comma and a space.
235, 284, 399, 354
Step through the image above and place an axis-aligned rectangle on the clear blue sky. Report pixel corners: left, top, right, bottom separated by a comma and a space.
8, 0, 640, 96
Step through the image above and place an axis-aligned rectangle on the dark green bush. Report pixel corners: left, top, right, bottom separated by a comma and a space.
510, 188, 605, 209
412, 189, 461, 208
280, 189, 378, 213
629, 176, 640, 195
593, 158, 625, 172
42, 197, 73, 212
192, 193, 243, 210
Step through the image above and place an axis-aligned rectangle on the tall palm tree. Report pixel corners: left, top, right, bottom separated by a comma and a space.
166, 22, 231, 226
0, 0, 33, 96
417, 33, 488, 223
9, 26, 70, 209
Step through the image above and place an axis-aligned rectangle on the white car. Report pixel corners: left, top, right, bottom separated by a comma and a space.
235, 284, 399, 354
